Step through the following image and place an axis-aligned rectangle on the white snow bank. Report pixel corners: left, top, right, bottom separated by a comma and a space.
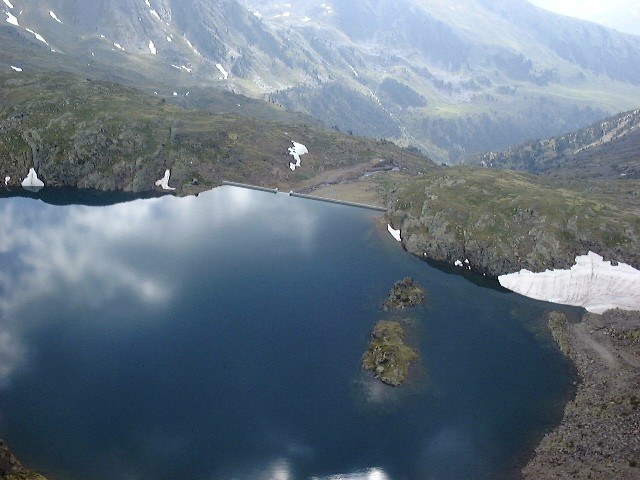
454, 260, 463, 267
155, 169, 175, 190
498, 251, 640, 314
4, 176, 9, 185
113, 42, 124, 51
387, 224, 401, 242
21, 168, 44, 188
149, 9, 160, 20
10, 65, 22, 72
49, 11, 63, 23
3, 0, 13, 9
216, 63, 229, 80
288, 141, 308, 170
148, 40, 157, 54
5, 11, 18, 26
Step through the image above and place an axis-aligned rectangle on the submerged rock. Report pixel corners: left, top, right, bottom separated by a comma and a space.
362, 320, 417, 386
382, 277, 425, 311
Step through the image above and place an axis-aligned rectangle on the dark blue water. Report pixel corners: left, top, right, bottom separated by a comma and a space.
0, 186, 577, 480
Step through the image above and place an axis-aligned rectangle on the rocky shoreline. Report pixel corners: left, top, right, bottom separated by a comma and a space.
0, 440, 47, 480
523, 309, 640, 479
384, 169, 640, 277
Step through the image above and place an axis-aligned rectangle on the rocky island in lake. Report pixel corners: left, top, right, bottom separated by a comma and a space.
382, 277, 425, 311
362, 320, 418, 386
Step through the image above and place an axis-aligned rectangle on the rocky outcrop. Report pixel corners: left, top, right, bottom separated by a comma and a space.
0, 440, 47, 480
362, 320, 417, 387
386, 168, 640, 278
382, 277, 425, 311
547, 311, 570, 356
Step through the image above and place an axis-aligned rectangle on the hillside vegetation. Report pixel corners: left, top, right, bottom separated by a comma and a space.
0, 72, 434, 194
383, 168, 640, 276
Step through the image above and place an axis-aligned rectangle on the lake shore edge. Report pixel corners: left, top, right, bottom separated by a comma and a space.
522, 309, 640, 478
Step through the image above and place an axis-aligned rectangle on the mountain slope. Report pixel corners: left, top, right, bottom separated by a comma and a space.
477, 108, 640, 179
0, 72, 434, 194
2, 0, 640, 163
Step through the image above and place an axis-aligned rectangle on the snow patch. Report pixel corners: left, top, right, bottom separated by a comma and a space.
25, 28, 48, 45
10, 65, 22, 72
149, 9, 160, 20
4, 176, 9, 185
454, 260, 463, 267
171, 64, 191, 73
49, 10, 63, 23
166, 35, 172, 42
387, 224, 401, 242
113, 42, 124, 51
216, 63, 229, 79
21, 168, 44, 190
184, 36, 199, 55
288, 141, 308, 170
155, 169, 175, 191
148, 40, 157, 55
145, 0, 151, 7
5, 11, 18, 26
498, 252, 640, 314
3, 0, 13, 9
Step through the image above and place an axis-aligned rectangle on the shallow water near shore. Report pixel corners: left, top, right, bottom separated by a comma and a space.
0, 186, 577, 479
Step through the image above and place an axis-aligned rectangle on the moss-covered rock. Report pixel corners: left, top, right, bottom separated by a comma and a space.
382, 277, 425, 311
362, 320, 418, 386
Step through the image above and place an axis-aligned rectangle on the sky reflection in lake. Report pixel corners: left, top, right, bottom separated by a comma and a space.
0, 187, 576, 480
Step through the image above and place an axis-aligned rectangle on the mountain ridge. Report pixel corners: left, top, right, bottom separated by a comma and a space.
477, 108, 640, 179
3, 0, 640, 162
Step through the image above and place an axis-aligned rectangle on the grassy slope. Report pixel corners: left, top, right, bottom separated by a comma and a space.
382, 168, 640, 276
0, 72, 434, 194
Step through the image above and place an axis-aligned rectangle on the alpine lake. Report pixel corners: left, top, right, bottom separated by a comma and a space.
0, 186, 579, 480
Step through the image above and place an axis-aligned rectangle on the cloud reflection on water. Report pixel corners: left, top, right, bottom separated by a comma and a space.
0, 187, 321, 385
